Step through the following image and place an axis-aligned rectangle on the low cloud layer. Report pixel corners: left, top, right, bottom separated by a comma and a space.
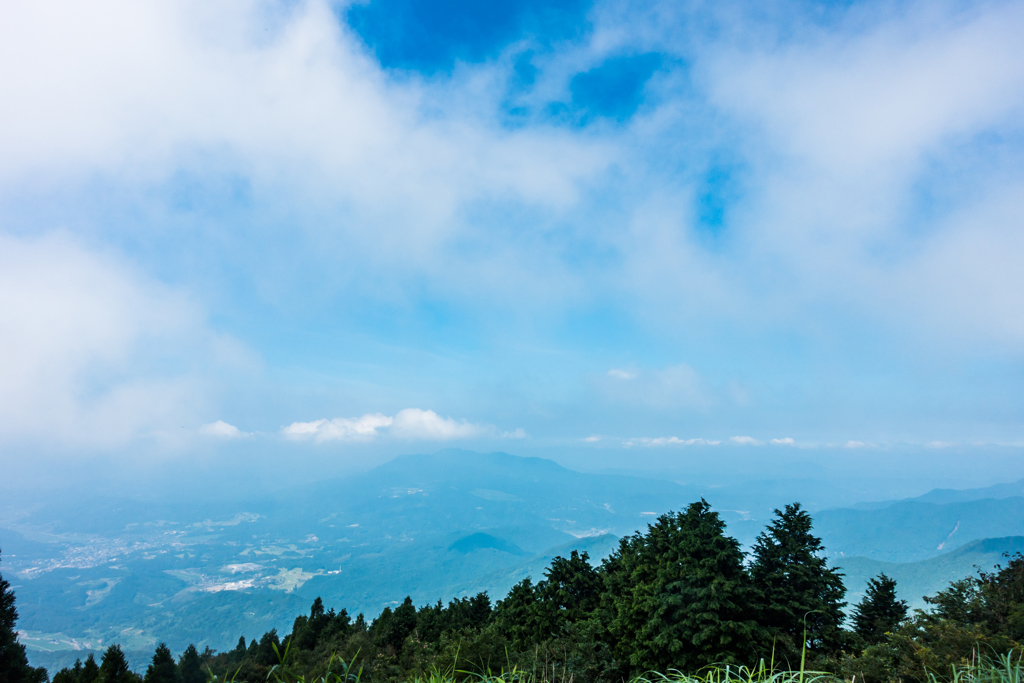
282, 409, 494, 443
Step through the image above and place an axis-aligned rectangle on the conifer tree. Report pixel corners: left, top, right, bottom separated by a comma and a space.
749, 503, 846, 660
177, 645, 204, 683
372, 597, 417, 652
494, 578, 541, 648
144, 644, 180, 683
534, 551, 602, 639
852, 574, 908, 644
82, 653, 101, 683
604, 500, 764, 674
99, 645, 135, 683
53, 658, 84, 683
0, 550, 47, 683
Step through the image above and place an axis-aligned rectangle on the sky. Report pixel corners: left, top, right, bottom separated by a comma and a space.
1, 0, 1024, 483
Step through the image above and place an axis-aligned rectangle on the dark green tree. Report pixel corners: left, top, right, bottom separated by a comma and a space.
53, 658, 84, 683
0, 550, 47, 683
144, 644, 180, 683
749, 503, 846, 660
372, 597, 417, 652
852, 574, 908, 644
99, 645, 136, 683
82, 654, 100, 683
493, 578, 541, 648
603, 500, 764, 674
923, 551, 1024, 641
176, 645, 204, 683
533, 551, 602, 640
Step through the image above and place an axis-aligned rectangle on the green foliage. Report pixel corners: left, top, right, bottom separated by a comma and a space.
749, 504, 847, 662
145, 644, 181, 683
178, 644, 206, 683
532, 551, 601, 641
34, 503, 1024, 683
603, 500, 765, 675
853, 574, 909, 645
100, 645, 139, 683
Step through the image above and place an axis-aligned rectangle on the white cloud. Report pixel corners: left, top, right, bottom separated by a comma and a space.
200, 420, 244, 438
607, 368, 637, 380
501, 428, 528, 439
282, 413, 393, 443
925, 440, 957, 449
391, 408, 486, 440
282, 409, 493, 442
771, 437, 795, 445
0, 232, 223, 449
729, 436, 762, 446
844, 440, 869, 449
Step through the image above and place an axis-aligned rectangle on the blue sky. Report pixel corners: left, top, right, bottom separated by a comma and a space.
1, 0, 1024, 473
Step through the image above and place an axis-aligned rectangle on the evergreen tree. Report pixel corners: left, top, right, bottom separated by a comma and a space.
749, 503, 846, 660
0, 550, 47, 683
99, 645, 135, 683
177, 645, 204, 683
852, 574, 908, 644
604, 500, 764, 674
144, 644, 180, 683
53, 658, 84, 683
82, 654, 100, 683
533, 551, 602, 639
373, 597, 417, 651
493, 578, 541, 648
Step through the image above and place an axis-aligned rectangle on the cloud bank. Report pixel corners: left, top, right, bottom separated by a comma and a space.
282, 409, 494, 443
0, 0, 1022, 453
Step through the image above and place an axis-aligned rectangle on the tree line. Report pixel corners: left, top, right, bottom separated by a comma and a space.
4, 500, 1023, 683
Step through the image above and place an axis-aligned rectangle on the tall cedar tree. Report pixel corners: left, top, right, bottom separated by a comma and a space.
494, 578, 541, 648
749, 503, 846, 660
99, 645, 136, 683
372, 597, 417, 652
533, 551, 602, 641
52, 659, 84, 683
177, 645, 204, 683
0, 550, 47, 683
852, 574, 908, 644
82, 654, 100, 683
144, 644, 180, 683
603, 500, 764, 674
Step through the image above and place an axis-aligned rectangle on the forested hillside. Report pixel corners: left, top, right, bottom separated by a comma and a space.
6, 501, 1020, 683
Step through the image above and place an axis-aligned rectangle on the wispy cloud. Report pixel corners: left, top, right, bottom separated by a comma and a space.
771, 437, 795, 445
624, 437, 721, 447
729, 436, 762, 446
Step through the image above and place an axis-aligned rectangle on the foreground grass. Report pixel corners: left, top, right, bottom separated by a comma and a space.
208, 644, 1022, 683
929, 652, 1024, 683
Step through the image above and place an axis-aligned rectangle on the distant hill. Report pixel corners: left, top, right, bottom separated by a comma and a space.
6, 449, 1024, 669
815, 496, 1024, 563
853, 478, 1024, 509
837, 536, 1024, 611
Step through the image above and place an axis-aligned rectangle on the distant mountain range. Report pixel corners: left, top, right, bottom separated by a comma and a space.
2, 450, 1022, 671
